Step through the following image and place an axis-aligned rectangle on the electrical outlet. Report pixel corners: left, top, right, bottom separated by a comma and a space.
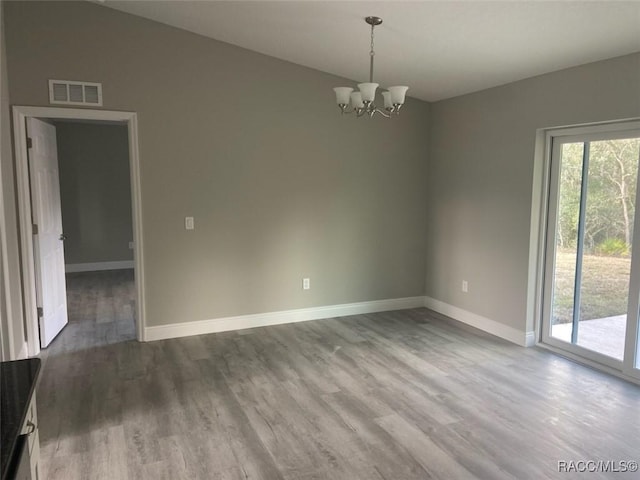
185, 216, 195, 230
462, 280, 468, 293
302, 278, 310, 290
128, 241, 134, 250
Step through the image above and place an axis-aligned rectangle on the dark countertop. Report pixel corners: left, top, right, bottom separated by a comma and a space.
1, 358, 41, 480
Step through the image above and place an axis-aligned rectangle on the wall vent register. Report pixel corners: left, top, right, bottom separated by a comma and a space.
48, 79, 103, 106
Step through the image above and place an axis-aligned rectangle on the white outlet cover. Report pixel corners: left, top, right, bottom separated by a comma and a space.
185, 217, 195, 230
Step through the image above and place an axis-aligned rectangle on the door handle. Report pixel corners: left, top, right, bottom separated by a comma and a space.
24, 420, 36, 436
59, 234, 67, 241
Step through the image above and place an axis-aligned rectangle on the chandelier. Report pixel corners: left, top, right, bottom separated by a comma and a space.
333, 16, 408, 118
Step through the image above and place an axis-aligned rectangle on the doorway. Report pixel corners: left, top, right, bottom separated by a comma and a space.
13, 107, 145, 357
541, 120, 640, 380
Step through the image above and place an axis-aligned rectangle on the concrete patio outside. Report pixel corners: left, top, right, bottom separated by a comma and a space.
551, 315, 627, 360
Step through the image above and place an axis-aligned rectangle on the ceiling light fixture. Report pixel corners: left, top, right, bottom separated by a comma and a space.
333, 16, 408, 118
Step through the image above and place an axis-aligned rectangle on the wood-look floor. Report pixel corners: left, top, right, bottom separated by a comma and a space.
53, 269, 137, 351
38, 271, 640, 480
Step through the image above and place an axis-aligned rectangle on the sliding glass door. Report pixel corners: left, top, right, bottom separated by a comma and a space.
542, 122, 640, 379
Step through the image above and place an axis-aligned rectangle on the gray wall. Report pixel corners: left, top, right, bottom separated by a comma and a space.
0, 0, 26, 358
55, 122, 133, 266
5, 1, 430, 327
426, 53, 640, 335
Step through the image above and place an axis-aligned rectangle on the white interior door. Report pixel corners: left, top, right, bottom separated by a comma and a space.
26, 117, 68, 347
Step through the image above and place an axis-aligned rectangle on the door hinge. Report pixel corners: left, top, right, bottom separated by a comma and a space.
27, 137, 33, 149
32, 224, 38, 235
37, 307, 43, 318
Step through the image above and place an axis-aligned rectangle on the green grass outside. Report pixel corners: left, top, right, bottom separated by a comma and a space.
552, 249, 631, 324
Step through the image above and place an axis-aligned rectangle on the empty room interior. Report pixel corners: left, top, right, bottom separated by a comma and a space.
1, 1, 639, 479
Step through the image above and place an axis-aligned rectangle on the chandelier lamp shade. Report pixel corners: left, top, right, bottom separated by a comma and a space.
333, 16, 408, 118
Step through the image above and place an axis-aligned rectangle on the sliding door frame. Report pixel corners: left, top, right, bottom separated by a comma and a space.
539, 119, 640, 381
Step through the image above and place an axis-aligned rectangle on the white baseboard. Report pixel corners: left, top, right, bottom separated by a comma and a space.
423, 296, 534, 347
143, 294, 536, 347
65, 261, 134, 273
524, 330, 537, 347
145, 296, 426, 342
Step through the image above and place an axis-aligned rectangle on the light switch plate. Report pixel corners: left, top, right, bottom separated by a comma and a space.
185, 217, 195, 230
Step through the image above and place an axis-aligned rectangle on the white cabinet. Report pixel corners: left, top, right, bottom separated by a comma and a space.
19, 394, 40, 480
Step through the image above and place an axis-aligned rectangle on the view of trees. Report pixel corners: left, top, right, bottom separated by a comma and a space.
557, 138, 640, 257
552, 138, 640, 325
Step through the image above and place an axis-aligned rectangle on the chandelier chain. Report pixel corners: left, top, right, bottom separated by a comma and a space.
370, 24, 375, 57
369, 23, 375, 82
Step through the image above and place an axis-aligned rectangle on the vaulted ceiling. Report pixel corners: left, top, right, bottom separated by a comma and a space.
100, 1, 640, 102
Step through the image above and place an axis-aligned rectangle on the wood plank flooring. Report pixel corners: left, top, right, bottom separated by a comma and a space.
53, 269, 136, 352
38, 271, 640, 479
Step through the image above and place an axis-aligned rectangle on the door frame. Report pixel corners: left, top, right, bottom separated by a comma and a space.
534, 118, 640, 383
0, 136, 22, 360
13, 106, 146, 356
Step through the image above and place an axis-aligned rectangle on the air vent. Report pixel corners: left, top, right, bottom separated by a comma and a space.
48, 80, 103, 106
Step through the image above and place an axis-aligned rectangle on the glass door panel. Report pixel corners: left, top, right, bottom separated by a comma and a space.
550, 142, 583, 346
548, 136, 640, 362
